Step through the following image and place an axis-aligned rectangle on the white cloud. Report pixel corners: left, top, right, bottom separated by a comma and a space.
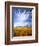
14, 10, 32, 27
16, 10, 29, 21
14, 22, 28, 27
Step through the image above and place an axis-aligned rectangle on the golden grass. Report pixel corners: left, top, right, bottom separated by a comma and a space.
14, 27, 32, 36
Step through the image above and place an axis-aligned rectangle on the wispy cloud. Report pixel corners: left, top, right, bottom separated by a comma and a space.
13, 8, 32, 27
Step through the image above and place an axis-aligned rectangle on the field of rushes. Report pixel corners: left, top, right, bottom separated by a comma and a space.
13, 27, 32, 36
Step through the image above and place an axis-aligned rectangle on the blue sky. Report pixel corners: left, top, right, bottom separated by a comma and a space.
12, 7, 32, 27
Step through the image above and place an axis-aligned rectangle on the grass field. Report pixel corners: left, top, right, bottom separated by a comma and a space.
14, 27, 32, 36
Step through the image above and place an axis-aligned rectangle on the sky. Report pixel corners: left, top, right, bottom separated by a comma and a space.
12, 7, 32, 27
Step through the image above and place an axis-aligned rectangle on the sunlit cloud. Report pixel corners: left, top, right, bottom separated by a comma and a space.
12, 8, 32, 27
15, 10, 29, 21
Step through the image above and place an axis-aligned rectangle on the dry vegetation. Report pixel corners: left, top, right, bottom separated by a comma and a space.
14, 27, 32, 36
